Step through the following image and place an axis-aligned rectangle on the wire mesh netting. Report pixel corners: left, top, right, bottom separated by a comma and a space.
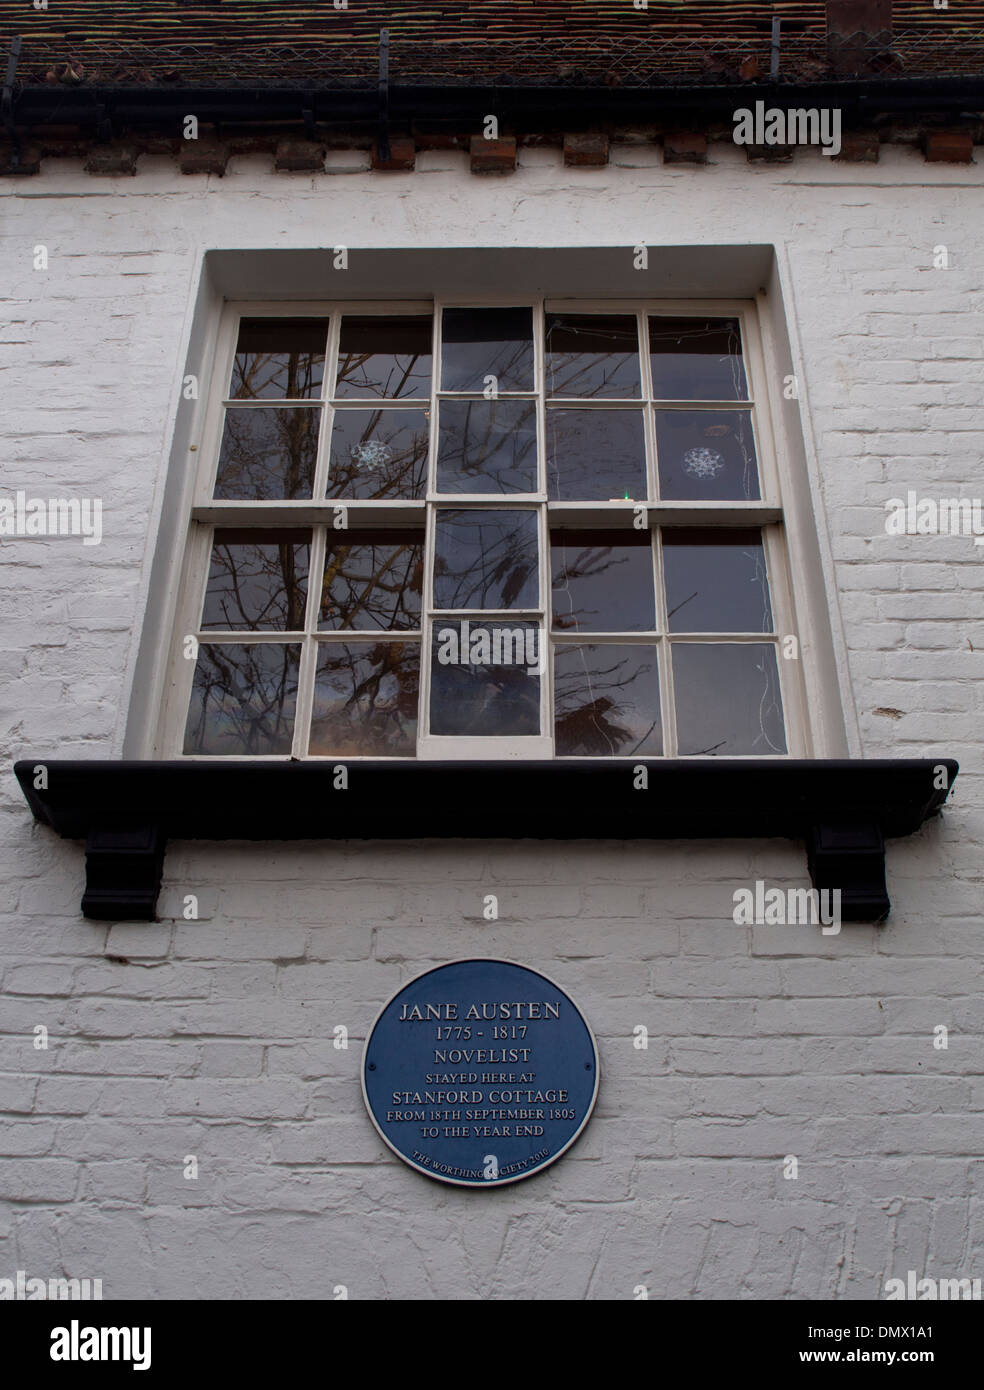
14, 32, 984, 89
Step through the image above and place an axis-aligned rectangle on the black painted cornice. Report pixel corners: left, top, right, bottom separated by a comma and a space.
14, 757, 958, 923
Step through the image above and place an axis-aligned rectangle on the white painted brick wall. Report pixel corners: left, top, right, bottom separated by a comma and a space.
1, 144, 982, 1299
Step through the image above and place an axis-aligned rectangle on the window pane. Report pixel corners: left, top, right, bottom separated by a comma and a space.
202, 531, 309, 632
319, 532, 423, 632
184, 643, 299, 755
441, 307, 534, 393
310, 641, 419, 755
229, 317, 329, 400
214, 407, 319, 500
554, 643, 662, 756
436, 399, 537, 495
327, 408, 428, 500
649, 317, 748, 401
334, 316, 432, 398
545, 313, 641, 397
546, 408, 646, 501
663, 529, 773, 633
430, 621, 541, 736
551, 531, 655, 633
673, 644, 786, 755
434, 509, 538, 610
654, 409, 760, 502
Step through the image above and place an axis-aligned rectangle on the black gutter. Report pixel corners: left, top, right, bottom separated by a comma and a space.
9, 76, 984, 136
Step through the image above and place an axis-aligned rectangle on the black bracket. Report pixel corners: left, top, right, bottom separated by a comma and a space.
2, 35, 23, 170
82, 824, 166, 922
378, 28, 390, 163
807, 821, 889, 923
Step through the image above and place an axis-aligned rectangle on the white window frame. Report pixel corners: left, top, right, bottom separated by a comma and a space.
157, 295, 811, 761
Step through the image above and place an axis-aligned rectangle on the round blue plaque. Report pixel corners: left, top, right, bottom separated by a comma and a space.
362, 959, 599, 1187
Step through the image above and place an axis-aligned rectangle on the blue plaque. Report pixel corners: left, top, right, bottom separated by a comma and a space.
362, 958, 599, 1187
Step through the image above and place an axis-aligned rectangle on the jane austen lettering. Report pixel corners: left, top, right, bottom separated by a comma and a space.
363, 961, 598, 1186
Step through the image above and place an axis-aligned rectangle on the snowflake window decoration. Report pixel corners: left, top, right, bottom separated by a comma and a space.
682, 446, 725, 480
351, 441, 393, 471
